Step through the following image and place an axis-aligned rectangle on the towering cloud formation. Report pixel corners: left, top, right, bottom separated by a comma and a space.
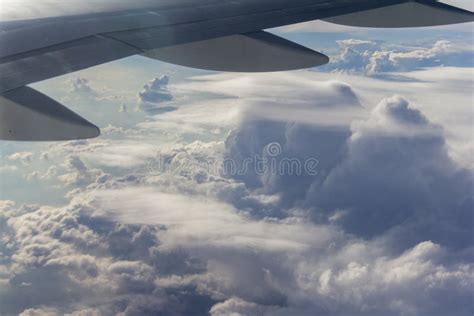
68, 78, 98, 97
224, 80, 361, 207
138, 75, 174, 113
225, 83, 473, 250
309, 96, 473, 248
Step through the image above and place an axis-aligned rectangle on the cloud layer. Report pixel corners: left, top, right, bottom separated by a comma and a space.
1, 69, 472, 315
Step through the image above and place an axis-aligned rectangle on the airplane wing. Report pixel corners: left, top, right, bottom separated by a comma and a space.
0, 0, 472, 141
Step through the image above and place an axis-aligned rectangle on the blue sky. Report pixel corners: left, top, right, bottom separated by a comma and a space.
0, 2, 473, 315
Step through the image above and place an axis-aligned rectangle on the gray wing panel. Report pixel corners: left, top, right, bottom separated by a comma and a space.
0, 36, 139, 93
0, 86, 99, 141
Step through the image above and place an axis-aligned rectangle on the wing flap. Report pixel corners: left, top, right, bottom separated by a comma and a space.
323, 0, 474, 28
0, 87, 99, 141
141, 31, 329, 72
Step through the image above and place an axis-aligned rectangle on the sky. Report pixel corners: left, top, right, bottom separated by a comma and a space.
0, 1, 473, 315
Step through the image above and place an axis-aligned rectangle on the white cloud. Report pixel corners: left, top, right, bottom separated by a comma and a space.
56, 155, 105, 186
210, 297, 276, 316
308, 95, 473, 248
223, 85, 472, 247
175, 73, 367, 128
19, 308, 59, 316
91, 188, 337, 253
327, 40, 473, 75
8, 151, 33, 164
2, 179, 472, 315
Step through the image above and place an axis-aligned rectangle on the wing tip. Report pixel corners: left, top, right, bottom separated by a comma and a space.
0, 87, 101, 141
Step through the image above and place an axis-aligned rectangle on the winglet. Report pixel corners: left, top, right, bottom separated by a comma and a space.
0, 87, 100, 141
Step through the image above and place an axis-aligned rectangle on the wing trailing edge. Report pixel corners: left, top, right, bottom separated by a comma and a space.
0, 87, 99, 141
140, 31, 329, 72
323, 0, 474, 28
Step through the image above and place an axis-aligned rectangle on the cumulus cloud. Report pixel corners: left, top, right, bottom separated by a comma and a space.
226, 89, 473, 249
56, 156, 105, 187
1, 182, 471, 316
0, 199, 179, 315
310, 96, 473, 249
326, 40, 474, 75
68, 78, 97, 96
138, 75, 175, 114
210, 297, 276, 316
19, 308, 59, 316
224, 79, 362, 207
8, 151, 33, 164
